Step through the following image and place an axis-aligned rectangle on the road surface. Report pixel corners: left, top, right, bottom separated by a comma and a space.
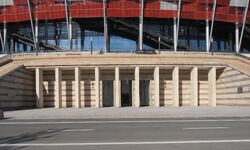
0, 118, 250, 150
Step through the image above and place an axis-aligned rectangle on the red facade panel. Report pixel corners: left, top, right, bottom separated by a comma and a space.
0, 0, 248, 24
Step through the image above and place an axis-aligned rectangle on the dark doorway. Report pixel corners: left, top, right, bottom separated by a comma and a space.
121, 80, 132, 107
140, 80, 150, 106
103, 80, 114, 107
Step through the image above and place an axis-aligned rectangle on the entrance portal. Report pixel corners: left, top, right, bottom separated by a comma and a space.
140, 80, 150, 106
121, 80, 132, 107
102, 80, 114, 107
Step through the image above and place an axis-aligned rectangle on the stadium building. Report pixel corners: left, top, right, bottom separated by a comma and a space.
0, 0, 250, 109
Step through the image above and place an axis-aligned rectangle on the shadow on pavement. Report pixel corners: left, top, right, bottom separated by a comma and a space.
0, 128, 64, 150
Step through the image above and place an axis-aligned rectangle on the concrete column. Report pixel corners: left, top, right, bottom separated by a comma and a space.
35, 68, 43, 108
95, 67, 100, 108
235, 22, 239, 53
206, 20, 210, 52
173, 18, 177, 52
55, 67, 62, 108
172, 66, 179, 107
154, 66, 160, 107
134, 66, 140, 107
115, 67, 121, 107
208, 67, 216, 107
191, 67, 198, 107
75, 67, 81, 108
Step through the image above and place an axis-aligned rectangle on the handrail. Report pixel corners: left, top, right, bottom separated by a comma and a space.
10, 51, 239, 59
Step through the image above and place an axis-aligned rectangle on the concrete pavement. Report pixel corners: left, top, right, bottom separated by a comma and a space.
4, 106, 250, 120
1, 118, 250, 150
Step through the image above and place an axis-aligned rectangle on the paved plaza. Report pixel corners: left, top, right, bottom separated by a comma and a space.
3, 106, 250, 120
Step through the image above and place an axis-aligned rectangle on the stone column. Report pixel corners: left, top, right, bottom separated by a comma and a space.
172, 66, 179, 107
191, 67, 198, 107
55, 67, 62, 108
75, 67, 81, 108
35, 68, 43, 108
134, 66, 140, 107
154, 66, 160, 107
208, 67, 216, 107
115, 67, 121, 107
95, 67, 100, 108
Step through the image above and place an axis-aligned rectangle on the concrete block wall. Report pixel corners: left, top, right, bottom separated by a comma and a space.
81, 70, 96, 108
179, 69, 191, 106
160, 69, 172, 106
0, 68, 35, 110
217, 67, 250, 106
43, 70, 55, 107
198, 70, 209, 106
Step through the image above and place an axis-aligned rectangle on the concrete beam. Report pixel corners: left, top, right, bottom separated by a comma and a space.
134, 66, 140, 107
115, 67, 121, 107
35, 68, 43, 108
55, 67, 62, 108
172, 66, 179, 107
154, 66, 160, 107
208, 67, 216, 107
75, 67, 81, 108
191, 67, 198, 107
95, 67, 100, 108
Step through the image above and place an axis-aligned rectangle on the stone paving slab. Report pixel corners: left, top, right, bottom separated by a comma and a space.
3, 106, 250, 120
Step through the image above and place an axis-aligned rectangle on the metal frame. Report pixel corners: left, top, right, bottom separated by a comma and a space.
174, 0, 182, 52
0, 29, 3, 52
103, 0, 108, 53
208, 0, 217, 52
238, 0, 250, 53
64, 0, 72, 50
27, 0, 37, 53
139, 0, 144, 51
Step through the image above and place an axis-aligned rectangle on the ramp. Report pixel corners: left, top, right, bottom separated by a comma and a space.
0, 61, 24, 79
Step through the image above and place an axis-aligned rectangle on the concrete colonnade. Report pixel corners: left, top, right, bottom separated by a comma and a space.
35, 66, 217, 108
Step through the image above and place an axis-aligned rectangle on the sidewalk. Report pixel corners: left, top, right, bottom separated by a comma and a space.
3, 106, 250, 120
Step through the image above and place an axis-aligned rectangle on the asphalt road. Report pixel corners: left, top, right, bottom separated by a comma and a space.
1, 118, 250, 150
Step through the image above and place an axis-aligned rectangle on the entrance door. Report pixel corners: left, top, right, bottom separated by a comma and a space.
103, 80, 114, 107
121, 80, 132, 107
140, 80, 150, 106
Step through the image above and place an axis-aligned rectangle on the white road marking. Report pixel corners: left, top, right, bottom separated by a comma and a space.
47, 129, 95, 132
1, 139, 250, 146
182, 127, 229, 130
0, 119, 250, 125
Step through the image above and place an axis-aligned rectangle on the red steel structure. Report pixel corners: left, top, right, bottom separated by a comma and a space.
0, 0, 249, 24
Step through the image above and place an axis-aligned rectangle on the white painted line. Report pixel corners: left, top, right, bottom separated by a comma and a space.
0, 119, 250, 125
183, 127, 229, 130
1, 139, 250, 147
63, 129, 95, 132
47, 129, 95, 132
